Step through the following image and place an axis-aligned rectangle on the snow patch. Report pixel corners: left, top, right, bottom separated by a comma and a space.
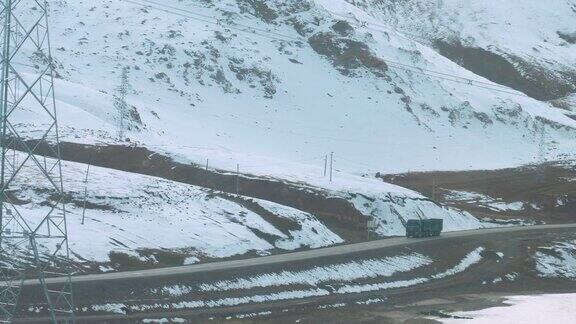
91, 303, 126, 314
356, 298, 386, 305
337, 247, 485, 293
254, 198, 344, 249
445, 190, 524, 212
14, 153, 343, 263
535, 241, 576, 278
350, 194, 487, 237
438, 294, 576, 324
199, 253, 431, 291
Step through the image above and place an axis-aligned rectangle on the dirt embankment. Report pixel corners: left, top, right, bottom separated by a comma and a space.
16, 226, 576, 323
24, 140, 369, 242
378, 162, 576, 224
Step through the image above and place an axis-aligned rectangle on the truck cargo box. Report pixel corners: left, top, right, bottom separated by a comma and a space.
405, 219, 443, 238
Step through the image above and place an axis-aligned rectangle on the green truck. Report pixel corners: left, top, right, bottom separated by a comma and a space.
405, 219, 443, 238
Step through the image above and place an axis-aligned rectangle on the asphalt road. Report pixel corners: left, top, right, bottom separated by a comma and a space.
25, 223, 576, 286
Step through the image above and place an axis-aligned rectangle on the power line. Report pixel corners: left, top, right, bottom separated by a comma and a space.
323, 9, 524, 93
123, 0, 303, 43
242, 154, 326, 169
139, 0, 304, 42
123, 140, 328, 170
382, 62, 530, 97
122, 0, 530, 99
325, 10, 435, 47
202, 113, 389, 145
335, 156, 384, 172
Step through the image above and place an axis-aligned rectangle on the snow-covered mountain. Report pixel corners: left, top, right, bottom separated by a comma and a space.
12, 0, 576, 266
33, 0, 575, 175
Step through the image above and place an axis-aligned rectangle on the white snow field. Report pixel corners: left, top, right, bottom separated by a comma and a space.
439, 294, 576, 324
21, 0, 576, 177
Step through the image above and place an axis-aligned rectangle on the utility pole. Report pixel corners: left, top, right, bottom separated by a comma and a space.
323, 154, 327, 177
81, 163, 91, 225
0, 0, 75, 322
329, 152, 334, 182
205, 159, 209, 188
236, 164, 240, 196
367, 217, 378, 241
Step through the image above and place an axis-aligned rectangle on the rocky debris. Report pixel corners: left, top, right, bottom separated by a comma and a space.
558, 31, 576, 44
228, 57, 279, 98
434, 40, 576, 101
308, 31, 388, 77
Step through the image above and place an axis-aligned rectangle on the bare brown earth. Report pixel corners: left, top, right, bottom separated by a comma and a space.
379, 161, 576, 224
27, 140, 370, 243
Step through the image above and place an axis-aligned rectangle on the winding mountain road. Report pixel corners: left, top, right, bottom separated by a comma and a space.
29, 223, 576, 286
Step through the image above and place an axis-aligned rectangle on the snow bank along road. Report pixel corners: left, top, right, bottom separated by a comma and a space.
26, 223, 576, 286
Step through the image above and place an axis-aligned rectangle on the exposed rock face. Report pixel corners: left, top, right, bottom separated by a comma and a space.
344, 0, 576, 102
558, 31, 576, 44
434, 41, 576, 101
308, 32, 388, 77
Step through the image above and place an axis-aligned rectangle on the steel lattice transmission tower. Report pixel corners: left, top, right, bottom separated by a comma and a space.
0, 0, 74, 322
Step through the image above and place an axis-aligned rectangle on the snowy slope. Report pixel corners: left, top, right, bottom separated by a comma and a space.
12, 152, 487, 266
439, 294, 576, 324
14, 153, 342, 264
17, 0, 573, 178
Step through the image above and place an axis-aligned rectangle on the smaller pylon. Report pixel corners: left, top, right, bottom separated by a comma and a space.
115, 66, 130, 141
